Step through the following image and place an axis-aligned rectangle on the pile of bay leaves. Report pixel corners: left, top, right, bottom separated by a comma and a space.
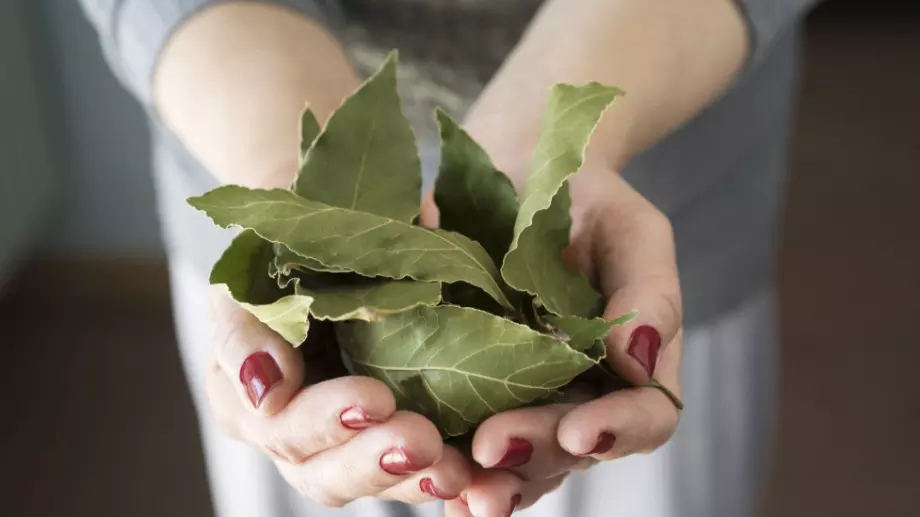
188, 51, 636, 438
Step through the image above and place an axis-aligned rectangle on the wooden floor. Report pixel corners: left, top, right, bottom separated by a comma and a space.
2, 8, 918, 517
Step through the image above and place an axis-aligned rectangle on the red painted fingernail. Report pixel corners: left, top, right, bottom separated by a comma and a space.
419, 477, 452, 500
587, 432, 617, 455
494, 438, 533, 468
239, 352, 283, 408
508, 494, 522, 516
628, 325, 661, 379
339, 406, 380, 430
380, 447, 423, 475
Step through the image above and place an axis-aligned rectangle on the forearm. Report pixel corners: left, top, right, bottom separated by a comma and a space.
153, 2, 360, 188
464, 0, 748, 181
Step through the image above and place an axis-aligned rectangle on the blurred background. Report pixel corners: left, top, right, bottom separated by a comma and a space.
1, 0, 918, 516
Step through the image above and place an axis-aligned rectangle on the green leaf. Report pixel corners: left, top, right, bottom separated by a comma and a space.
293, 51, 421, 222
545, 310, 638, 361
273, 243, 347, 276
298, 107, 321, 167
434, 109, 519, 265
442, 282, 509, 317
501, 83, 623, 317
335, 305, 597, 437
210, 230, 314, 346
295, 278, 442, 322
188, 186, 513, 309
545, 310, 637, 352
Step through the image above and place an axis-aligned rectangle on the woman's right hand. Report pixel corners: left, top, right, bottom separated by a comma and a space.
204, 288, 471, 507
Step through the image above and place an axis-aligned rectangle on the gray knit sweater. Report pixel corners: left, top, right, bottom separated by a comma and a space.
78, 0, 818, 327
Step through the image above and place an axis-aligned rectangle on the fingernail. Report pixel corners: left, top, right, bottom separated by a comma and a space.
380, 447, 423, 475
339, 406, 380, 430
239, 351, 283, 408
508, 494, 522, 516
419, 477, 452, 500
587, 432, 617, 455
493, 437, 533, 468
628, 325, 661, 379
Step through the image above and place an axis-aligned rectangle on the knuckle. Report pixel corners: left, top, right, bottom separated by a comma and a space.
657, 288, 684, 330
303, 486, 347, 508
638, 392, 681, 453
645, 209, 674, 239
288, 472, 347, 508
263, 432, 308, 464
314, 492, 348, 509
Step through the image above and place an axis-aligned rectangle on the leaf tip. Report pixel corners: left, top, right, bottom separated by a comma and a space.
610, 310, 639, 327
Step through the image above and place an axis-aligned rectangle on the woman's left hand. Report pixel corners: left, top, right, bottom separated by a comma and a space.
428, 168, 685, 517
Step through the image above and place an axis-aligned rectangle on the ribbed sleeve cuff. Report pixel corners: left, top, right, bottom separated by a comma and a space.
112, 0, 340, 104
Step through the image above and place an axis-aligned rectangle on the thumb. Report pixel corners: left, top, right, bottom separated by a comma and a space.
574, 174, 683, 385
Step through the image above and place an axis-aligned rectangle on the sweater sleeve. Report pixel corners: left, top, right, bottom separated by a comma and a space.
735, 0, 822, 69
76, 0, 343, 106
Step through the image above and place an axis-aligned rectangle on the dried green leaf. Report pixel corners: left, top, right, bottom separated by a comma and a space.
273, 243, 347, 276
298, 107, 321, 167
336, 305, 597, 437
293, 51, 421, 222
545, 310, 638, 352
210, 230, 314, 346
295, 278, 441, 322
501, 83, 623, 317
188, 186, 512, 309
434, 109, 519, 265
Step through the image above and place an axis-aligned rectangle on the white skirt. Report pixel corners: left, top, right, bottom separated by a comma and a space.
168, 256, 778, 517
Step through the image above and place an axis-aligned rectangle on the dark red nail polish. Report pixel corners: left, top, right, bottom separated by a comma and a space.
380, 447, 423, 475
508, 494, 522, 516
419, 477, 452, 500
494, 438, 533, 468
628, 325, 661, 379
588, 432, 617, 455
239, 351, 283, 408
339, 406, 380, 430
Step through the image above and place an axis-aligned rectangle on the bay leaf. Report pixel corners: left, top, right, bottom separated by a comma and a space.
298, 107, 321, 167
547, 310, 638, 349
433, 109, 519, 265
270, 248, 441, 322
335, 305, 597, 437
273, 243, 347, 276
210, 229, 314, 346
188, 186, 513, 309
295, 278, 441, 322
293, 50, 421, 222
545, 310, 638, 360
501, 83, 623, 317
442, 282, 509, 318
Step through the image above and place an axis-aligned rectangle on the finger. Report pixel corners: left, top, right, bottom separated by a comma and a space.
574, 174, 682, 385
274, 411, 444, 507
445, 498, 474, 517
204, 356, 247, 441
246, 375, 396, 463
419, 191, 440, 228
557, 334, 683, 459
463, 469, 526, 517
471, 403, 579, 481
377, 445, 471, 503
210, 287, 305, 415
464, 470, 569, 517
517, 475, 567, 511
